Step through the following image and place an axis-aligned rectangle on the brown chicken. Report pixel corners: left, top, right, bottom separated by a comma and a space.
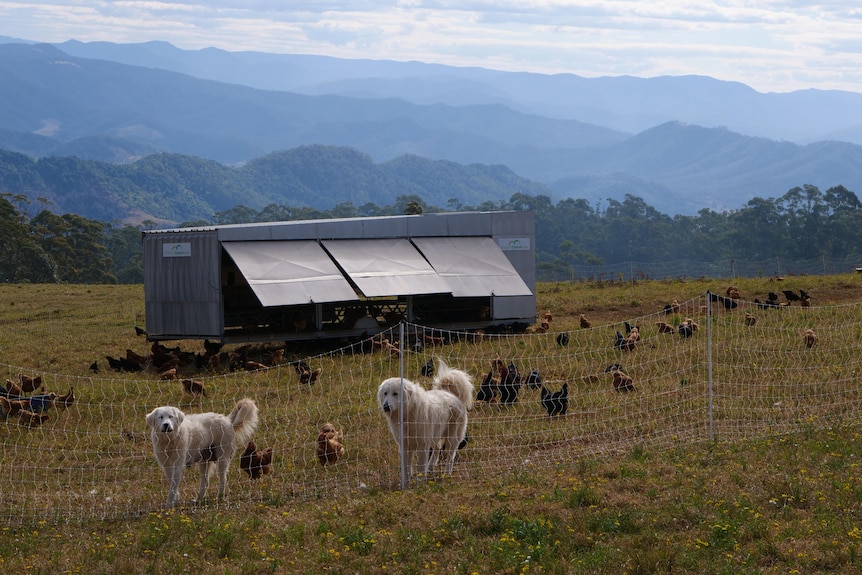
267, 348, 285, 366
19, 374, 42, 394
244, 360, 268, 371
53, 386, 76, 410
125, 348, 149, 364
372, 337, 401, 355
612, 369, 636, 393
181, 378, 206, 400
317, 423, 345, 466
422, 333, 445, 347
293, 361, 322, 385
0, 396, 29, 418
4, 378, 23, 397
240, 440, 274, 479
159, 367, 177, 380
18, 408, 49, 428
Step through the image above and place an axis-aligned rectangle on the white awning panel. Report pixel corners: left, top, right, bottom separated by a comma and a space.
222, 240, 358, 306
412, 236, 533, 297
322, 238, 452, 297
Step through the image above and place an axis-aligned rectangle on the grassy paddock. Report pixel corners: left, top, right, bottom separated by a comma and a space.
2, 276, 862, 573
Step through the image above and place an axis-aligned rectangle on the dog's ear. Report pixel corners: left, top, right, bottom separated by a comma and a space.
173, 407, 184, 425
145, 408, 158, 429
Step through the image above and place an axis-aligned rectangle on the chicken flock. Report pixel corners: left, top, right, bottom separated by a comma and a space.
0, 373, 75, 429
8, 283, 818, 486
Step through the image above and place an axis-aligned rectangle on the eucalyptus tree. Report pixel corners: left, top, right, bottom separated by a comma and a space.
0, 196, 57, 282
30, 210, 115, 283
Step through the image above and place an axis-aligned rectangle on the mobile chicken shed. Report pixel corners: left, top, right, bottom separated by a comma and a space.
142, 211, 536, 343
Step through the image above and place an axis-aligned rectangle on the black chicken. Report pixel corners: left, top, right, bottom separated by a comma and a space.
203, 339, 224, 355
105, 355, 143, 372
782, 289, 801, 302
498, 361, 521, 404
476, 370, 497, 402
541, 383, 568, 417
709, 292, 738, 310
556, 332, 570, 347
420, 358, 435, 378
525, 368, 542, 389
105, 355, 123, 371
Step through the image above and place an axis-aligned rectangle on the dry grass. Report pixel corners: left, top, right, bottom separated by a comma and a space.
2, 275, 862, 573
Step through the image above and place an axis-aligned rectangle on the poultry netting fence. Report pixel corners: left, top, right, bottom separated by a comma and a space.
0, 291, 858, 524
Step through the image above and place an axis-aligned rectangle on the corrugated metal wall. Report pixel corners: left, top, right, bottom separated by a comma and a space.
143, 231, 223, 339
489, 211, 536, 320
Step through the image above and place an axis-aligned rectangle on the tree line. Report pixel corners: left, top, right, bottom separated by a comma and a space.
2, 184, 860, 284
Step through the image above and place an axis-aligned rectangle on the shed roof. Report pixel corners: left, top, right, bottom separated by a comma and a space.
411, 237, 533, 297
223, 235, 532, 307
321, 238, 451, 297
222, 240, 358, 306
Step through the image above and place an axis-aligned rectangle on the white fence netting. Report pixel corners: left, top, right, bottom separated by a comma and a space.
0, 292, 857, 524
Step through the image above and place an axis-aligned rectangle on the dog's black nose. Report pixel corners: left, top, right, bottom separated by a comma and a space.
382, 403, 391, 413
160, 422, 172, 432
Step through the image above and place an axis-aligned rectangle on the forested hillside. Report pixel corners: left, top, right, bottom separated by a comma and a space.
0, 147, 549, 224
2, 183, 860, 284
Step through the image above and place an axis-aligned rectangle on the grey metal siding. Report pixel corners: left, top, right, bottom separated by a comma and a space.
403, 213, 451, 236
143, 231, 223, 338
489, 211, 536, 321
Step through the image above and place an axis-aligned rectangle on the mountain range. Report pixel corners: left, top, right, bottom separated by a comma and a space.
1, 37, 862, 219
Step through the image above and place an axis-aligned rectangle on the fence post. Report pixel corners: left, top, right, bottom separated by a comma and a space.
398, 322, 407, 490
706, 293, 714, 441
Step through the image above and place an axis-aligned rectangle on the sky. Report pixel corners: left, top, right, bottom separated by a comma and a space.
1, 0, 862, 94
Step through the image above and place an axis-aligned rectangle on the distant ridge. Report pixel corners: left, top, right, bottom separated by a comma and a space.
52, 39, 862, 145
0, 40, 861, 218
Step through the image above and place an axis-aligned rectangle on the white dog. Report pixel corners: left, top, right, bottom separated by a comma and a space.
146, 397, 259, 507
377, 358, 473, 480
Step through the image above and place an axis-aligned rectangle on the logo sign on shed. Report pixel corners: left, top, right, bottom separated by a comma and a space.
498, 237, 530, 251
163, 243, 192, 258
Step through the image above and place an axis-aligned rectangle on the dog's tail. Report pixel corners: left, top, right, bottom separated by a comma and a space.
228, 397, 259, 446
432, 357, 474, 410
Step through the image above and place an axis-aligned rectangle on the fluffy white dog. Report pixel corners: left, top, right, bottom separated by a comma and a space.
377, 358, 473, 480
146, 397, 259, 507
